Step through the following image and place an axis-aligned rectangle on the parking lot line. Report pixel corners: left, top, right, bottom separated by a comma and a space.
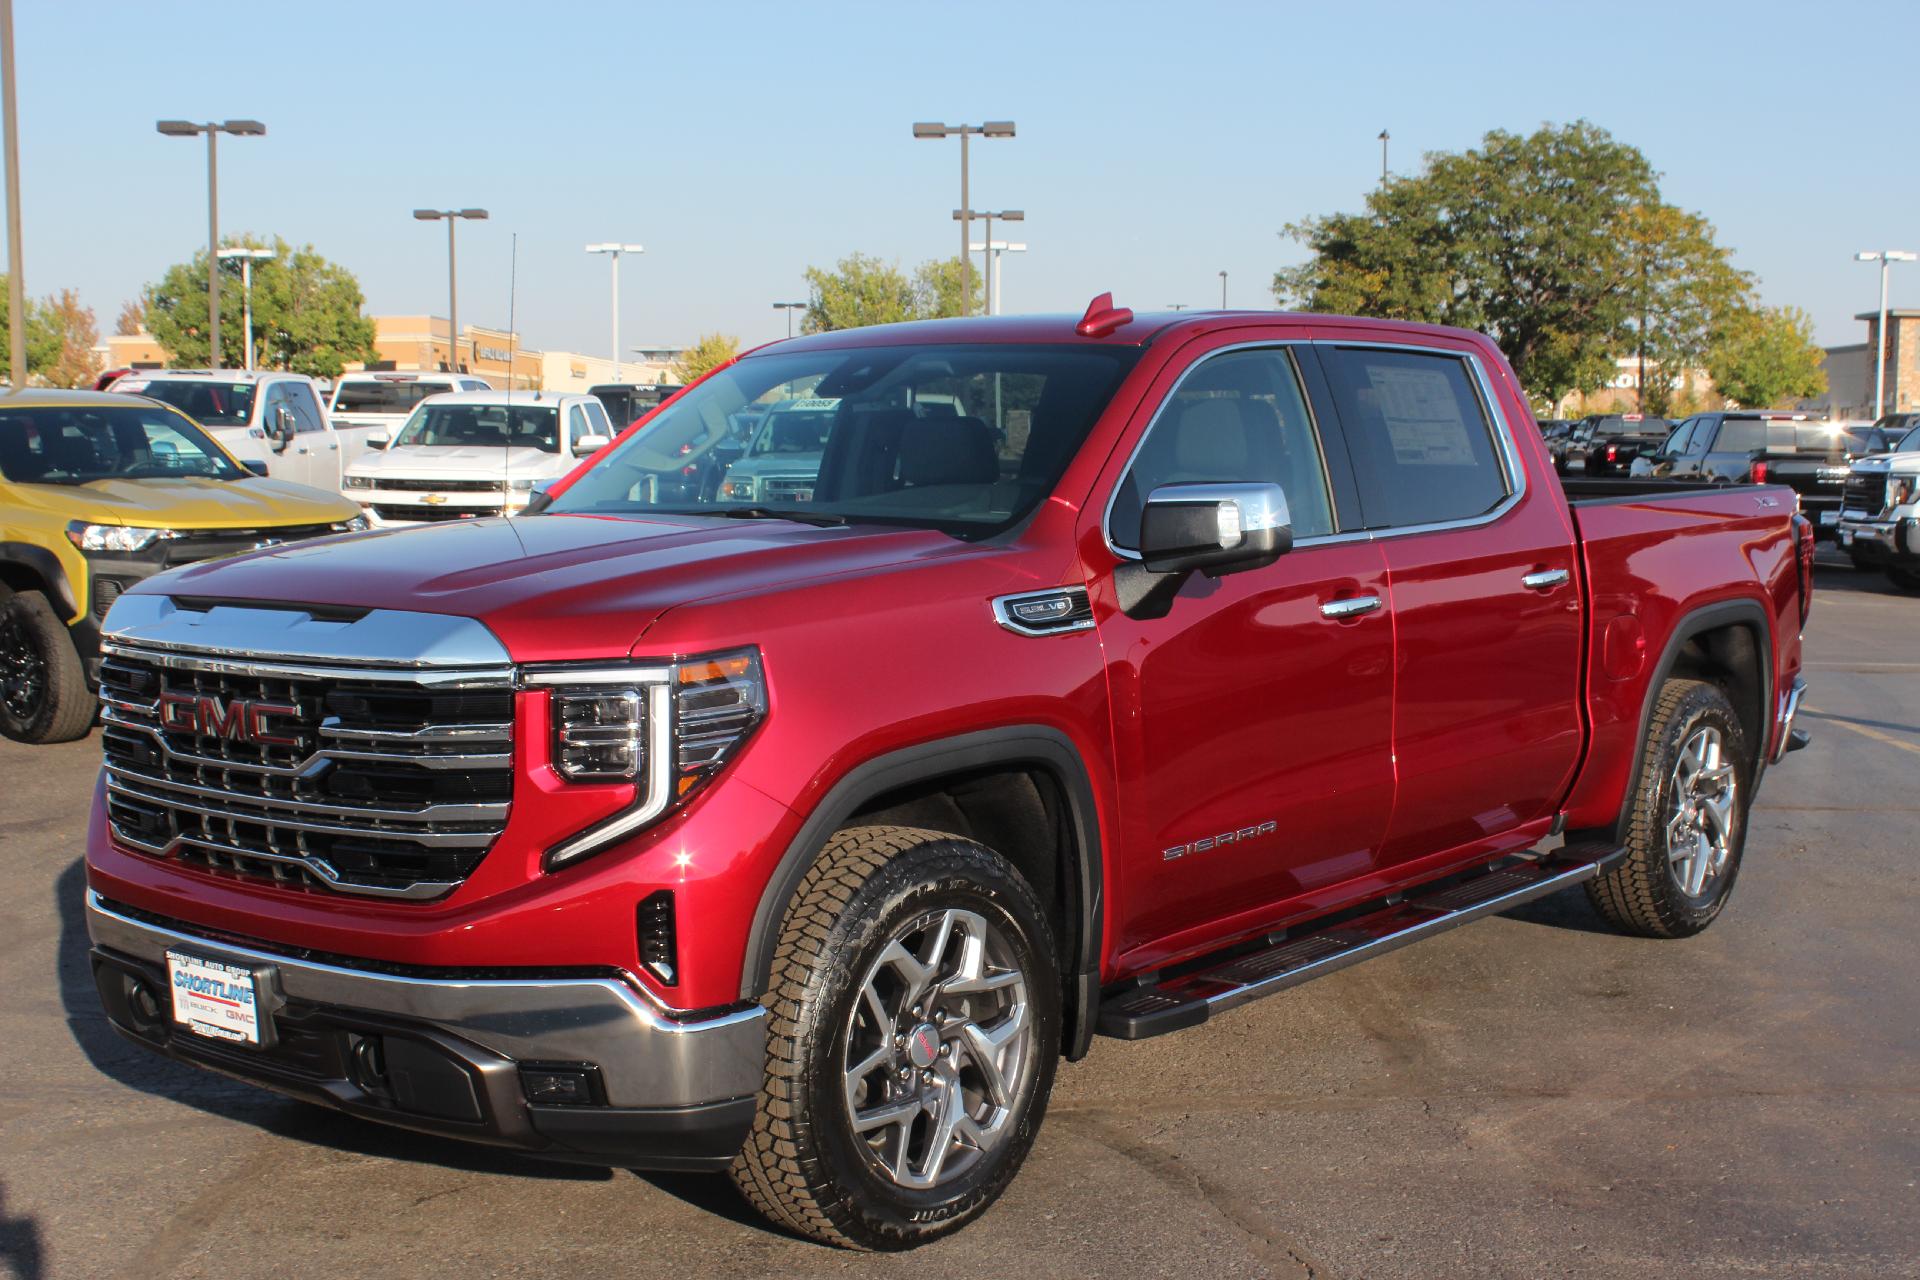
1801, 708, 1920, 757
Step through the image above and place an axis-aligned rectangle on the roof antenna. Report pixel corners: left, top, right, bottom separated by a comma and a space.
1076, 291, 1133, 338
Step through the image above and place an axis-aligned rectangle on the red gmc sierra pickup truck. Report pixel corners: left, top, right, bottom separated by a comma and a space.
84, 300, 1813, 1249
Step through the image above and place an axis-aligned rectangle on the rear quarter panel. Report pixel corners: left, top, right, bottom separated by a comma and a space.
1559, 486, 1803, 832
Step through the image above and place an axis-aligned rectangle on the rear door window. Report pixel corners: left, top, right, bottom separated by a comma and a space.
1713, 419, 1767, 454
1315, 347, 1510, 529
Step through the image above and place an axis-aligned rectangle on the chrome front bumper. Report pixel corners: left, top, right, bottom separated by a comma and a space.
86, 891, 764, 1170
1836, 517, 1902, 557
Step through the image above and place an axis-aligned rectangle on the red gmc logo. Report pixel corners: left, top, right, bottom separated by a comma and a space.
158, 692, 302, 747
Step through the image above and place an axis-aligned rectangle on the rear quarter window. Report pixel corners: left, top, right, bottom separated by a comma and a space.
1316, 347, 1509, 529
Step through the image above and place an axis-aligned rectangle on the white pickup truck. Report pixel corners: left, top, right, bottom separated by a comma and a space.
327, 371, 493, 442
111, 370, 364, 494
341, 389, 617, 526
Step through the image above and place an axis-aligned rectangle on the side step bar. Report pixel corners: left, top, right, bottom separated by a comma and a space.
1096, 842, 1626, 1040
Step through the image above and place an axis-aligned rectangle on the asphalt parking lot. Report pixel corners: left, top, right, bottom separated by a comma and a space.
1, 557, 1914, 1280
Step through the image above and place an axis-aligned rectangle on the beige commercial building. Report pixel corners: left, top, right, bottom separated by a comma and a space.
98, 317, 683, 393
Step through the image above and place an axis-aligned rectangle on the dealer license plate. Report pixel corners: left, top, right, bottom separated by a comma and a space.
166, 951, 263, 1045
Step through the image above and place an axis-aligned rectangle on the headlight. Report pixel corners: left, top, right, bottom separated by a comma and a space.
331, 515, 371, 533
342, 474, 374, 490
506, 477, 536, 492
1892, 476, 1919, 507
65, 521, 178, 553
718, 477, 755, 500
527, 648, 766, 870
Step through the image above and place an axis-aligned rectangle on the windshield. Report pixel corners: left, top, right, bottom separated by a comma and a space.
0, 404, 244, 484
1901, 426, 1920, 453
131, 380, 255, 427
551, 344, 1141, 537
333, 379, 459, 415
393, 402, 560, 452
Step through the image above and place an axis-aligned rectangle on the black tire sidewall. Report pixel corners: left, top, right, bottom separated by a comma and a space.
0, 590, 90, 744
800, 845, 1060, 1246
1645, 685, 1750, 930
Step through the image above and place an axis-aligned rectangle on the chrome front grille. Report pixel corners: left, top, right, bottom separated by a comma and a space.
1843, 473, 1887, 515
99, 641, 514, 900
760, 475, 816, 502
374, 477, 502, 493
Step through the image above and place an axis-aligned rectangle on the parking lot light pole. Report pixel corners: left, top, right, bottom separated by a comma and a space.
968, 241, 1026, 316
953, 209, 1021, 315
157, 118, 265, 371
215, 247, 273, 371
772, 301, 806, 337
1857, 250, 1917, 420
914, 121, 1014, 317
585, 243, 643, 381
2, 0, 23, 389
1220, 271, 1228, 309
1379, 128, 1389, 181
415, 208, 487, 373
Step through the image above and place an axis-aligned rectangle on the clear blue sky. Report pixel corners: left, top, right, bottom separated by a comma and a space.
19, 0, 1919, 357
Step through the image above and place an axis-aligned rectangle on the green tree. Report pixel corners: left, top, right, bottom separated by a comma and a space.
1275, 121, 1748, 407
1706, 306, 1827, 408
40, 289, 102, 388
674, 332, 741, 384
143, 235, 376, 377
911, 255, 984, 320
1619, 203, 1750, 416
0, 277, 61, 383
801, 253, 918, 333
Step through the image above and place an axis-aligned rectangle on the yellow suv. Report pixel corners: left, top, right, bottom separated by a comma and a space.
0, 389, 366, 743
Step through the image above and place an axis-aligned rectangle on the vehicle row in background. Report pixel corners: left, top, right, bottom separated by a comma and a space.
1629, 412, 1856, 533
0, 389, 364, 744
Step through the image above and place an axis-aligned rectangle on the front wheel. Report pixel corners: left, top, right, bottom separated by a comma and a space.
730, 826, 1060, 1250
0, 589, 95, 744
1587, 678, 1751, 938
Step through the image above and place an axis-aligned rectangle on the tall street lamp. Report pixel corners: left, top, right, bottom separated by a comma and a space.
772, 301, 806, 337
216, 247, 273, 371
914, 121, 1014, 316
1857, 249, 1917, 419
1378, 128, 1390, 181
953, 208, 1022, 315
1219, 271, 1228, 309
156, 118, 265, 370
414, 208, 487, 374
2, 0, 24, 388
585, 242, 643, 382
967, 241, 1027, 316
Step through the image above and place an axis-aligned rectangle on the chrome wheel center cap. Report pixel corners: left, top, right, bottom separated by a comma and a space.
905, 1022, 940, 1070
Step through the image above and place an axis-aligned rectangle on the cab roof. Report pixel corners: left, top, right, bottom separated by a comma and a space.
117, 369, 316, 384
0, 387, 167, 410
414, 389, 587, 407
759, 306, 1498, 354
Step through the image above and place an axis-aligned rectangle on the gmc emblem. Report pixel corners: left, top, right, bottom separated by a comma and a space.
158, 692, 302, 747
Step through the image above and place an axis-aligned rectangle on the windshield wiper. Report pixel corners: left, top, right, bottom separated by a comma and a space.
708, 506, 847, 527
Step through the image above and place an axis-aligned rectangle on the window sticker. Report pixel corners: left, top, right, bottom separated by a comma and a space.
1365, 365, 1476, 466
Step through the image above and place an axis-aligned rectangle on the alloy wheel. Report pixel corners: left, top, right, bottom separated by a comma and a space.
841, 906, 1034, 1191
1665, 725, 1737, 897
0, 611, 47, 723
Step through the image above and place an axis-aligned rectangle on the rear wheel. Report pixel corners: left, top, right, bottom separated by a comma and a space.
0, 589, 94, 744
1848, 546, 1877, 571
1587, 679, 1750, 938
730, 825, 1059, 1250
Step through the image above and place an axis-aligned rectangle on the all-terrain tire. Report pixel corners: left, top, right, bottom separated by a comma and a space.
1586, 678, 1751, 938
729, 825, 1060, 1250
0, 589, 95, 744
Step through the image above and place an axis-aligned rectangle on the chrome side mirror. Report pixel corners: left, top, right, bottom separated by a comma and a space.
1118, 481, 1293, 619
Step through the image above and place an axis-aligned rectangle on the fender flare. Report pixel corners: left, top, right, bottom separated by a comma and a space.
1588, 597, 1774, 846
0, 541, 80, 619
739, 725, 1106, 1051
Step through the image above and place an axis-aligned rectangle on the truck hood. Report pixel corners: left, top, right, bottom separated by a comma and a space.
138, 512, 968, 661
347, 445, 568, 481
1852, 451, 1920, 474
50, 476, 356, 528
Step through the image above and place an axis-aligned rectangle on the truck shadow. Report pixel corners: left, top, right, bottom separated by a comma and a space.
1498, 882, 1616, 934
0, 1181, 45, 1280
53, 858, 607, 1184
